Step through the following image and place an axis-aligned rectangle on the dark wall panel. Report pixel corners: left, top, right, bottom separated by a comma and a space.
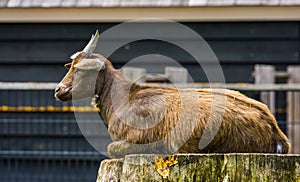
0, 22, 298, 64
107, 40, 299, 64
0, 64, 67, 82
0, 22, 298, 40
188, 22, 299, 39
0, 41, 83, 63
0, 40, 298, 63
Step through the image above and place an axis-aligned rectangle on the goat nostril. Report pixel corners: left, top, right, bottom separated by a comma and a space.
55, 87, 60, 93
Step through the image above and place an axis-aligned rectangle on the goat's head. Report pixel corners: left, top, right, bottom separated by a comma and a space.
55, 30, 105, 101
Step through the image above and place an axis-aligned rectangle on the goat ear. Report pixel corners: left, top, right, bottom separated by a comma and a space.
74, 58, 105, 71
64, 63, 72, 69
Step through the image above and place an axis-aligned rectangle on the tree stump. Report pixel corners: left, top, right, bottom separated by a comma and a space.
97, 154, 300, 182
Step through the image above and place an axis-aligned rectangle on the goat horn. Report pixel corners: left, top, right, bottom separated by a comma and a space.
83, 30, 99, 55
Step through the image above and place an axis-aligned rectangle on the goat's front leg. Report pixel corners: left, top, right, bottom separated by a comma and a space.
107, 141, 146, 158
107, 141, 170, 158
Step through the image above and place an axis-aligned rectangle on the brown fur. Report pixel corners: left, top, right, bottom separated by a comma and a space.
56, 53, 290, 158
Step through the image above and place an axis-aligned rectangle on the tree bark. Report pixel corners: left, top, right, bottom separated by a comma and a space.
97, 154, 300, 182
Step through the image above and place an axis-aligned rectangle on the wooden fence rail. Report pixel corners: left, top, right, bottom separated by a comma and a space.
1, 82, 300, 91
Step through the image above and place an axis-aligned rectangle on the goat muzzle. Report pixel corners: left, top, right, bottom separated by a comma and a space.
54, 83, 72, 101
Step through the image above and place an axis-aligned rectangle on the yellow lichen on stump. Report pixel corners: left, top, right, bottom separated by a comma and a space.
155, 155, 178, 179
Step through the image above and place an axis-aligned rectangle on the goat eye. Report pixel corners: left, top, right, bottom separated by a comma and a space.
64, 63, 72, 69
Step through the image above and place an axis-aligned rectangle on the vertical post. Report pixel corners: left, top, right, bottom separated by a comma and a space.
254, 65, 275, 115
165, 67, 188, 84
287, 66, 300, 154
122, 67, 146, 83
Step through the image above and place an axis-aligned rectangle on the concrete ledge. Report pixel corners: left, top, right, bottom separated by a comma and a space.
97, 154, 300, 181
1, 7, 300, 23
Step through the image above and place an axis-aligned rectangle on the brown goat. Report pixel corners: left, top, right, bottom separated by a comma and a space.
55, 31, 290, 158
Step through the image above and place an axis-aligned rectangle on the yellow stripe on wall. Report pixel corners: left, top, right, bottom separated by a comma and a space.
0, 105, 99, 112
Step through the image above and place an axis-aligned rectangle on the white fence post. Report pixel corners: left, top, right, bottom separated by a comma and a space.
122, 67, 146, 83
287, 66, 300, 153
254, 65, 275, 115
165, 67, 188, 84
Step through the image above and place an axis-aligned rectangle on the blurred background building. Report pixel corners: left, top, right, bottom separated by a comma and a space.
0, 0, 299, 181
